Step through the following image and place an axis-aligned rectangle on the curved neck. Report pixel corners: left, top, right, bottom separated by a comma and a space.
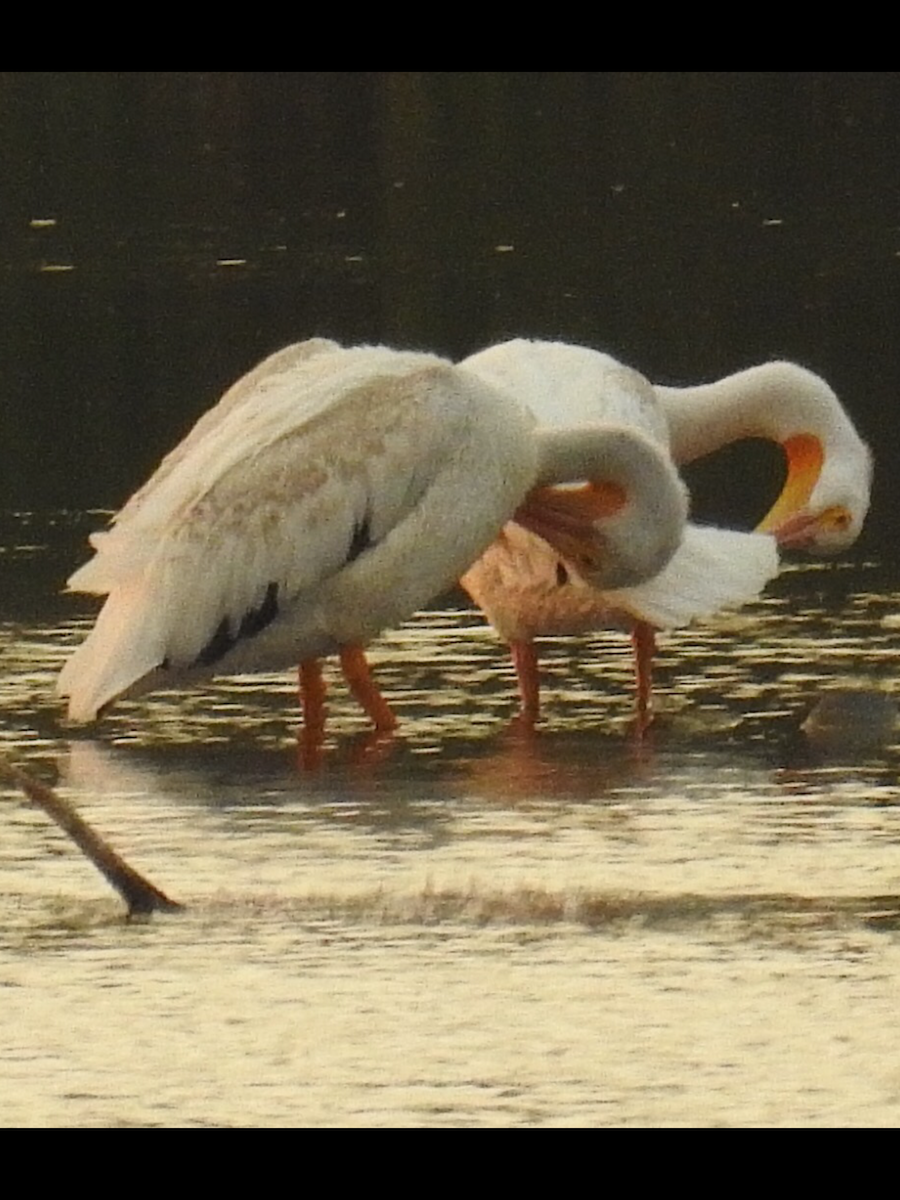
532, 424, 689, 586
655, 361, 851, 463
535, 425, 676, 494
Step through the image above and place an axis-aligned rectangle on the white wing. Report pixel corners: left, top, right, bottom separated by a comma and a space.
59, 343, 540, 721
607, 526, 780, 628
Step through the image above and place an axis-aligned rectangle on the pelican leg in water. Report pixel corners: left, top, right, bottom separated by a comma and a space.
631, 621, 656, 732
507, 623, 655, 732
509, 640, 540, 725
298, 647, 398, 735
59, 338, 690, 738
460, 340, 787, 728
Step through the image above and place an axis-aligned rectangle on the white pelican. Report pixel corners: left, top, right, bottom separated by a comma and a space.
459, 340, 794, 726
58, 338, 691, 734
461, 341, 873, 726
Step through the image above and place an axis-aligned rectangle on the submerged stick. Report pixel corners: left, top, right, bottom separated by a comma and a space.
0, 755, 183, 917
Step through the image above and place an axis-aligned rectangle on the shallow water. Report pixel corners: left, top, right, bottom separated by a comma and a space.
3, 75, 899, 1127
2, 524, 900, 1126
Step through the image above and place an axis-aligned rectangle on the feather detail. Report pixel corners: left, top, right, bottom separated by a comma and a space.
605, 526, 780, 628
58, 578, 171, 721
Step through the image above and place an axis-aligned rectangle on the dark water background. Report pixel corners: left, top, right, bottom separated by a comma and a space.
1, 72, 898, 553
2, 73, 900, 1128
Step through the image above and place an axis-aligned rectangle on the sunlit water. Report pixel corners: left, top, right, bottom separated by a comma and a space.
2, 525, 900, 1126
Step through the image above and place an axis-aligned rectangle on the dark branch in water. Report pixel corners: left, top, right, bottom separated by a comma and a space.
0, 755, 183, 918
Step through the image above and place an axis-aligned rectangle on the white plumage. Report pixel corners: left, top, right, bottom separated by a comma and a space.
463, 339, 781, 620
459, 340, 784, 723
459, 340, 871, 725
58, 338, 693, 731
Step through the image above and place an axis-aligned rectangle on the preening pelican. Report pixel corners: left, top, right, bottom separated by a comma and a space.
460, 340, 784, 726
58, 338, 690, 734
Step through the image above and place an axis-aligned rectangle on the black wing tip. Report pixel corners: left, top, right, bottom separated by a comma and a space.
193, 581, 281, 667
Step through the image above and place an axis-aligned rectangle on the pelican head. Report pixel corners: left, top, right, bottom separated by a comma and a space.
515, 424, 690, 590
656, 360, 873, 556
756, 428, 873, 553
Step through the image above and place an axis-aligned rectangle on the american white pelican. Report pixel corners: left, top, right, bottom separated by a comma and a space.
460, 340, 787, 726
461, 341, 873, 726
58, 338, 690, 734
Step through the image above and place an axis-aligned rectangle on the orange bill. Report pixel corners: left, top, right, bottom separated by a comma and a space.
770, 503, 853, 549
756, 433, 823, 536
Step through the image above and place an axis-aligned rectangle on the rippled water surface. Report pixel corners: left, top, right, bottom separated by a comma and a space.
2, 522, 900, 1126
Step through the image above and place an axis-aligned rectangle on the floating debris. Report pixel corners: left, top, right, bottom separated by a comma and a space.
801, 687, 897, 752
0, 755, 182, 918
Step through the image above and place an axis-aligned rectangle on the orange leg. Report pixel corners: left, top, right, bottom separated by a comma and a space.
299, 659, 327, 735
339, 645, 398, 732
297, 659, 327, 770
631, 621, 656, 733
510, 639, 540, 725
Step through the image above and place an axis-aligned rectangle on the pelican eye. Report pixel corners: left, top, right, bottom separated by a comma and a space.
820, 505, 852, 532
